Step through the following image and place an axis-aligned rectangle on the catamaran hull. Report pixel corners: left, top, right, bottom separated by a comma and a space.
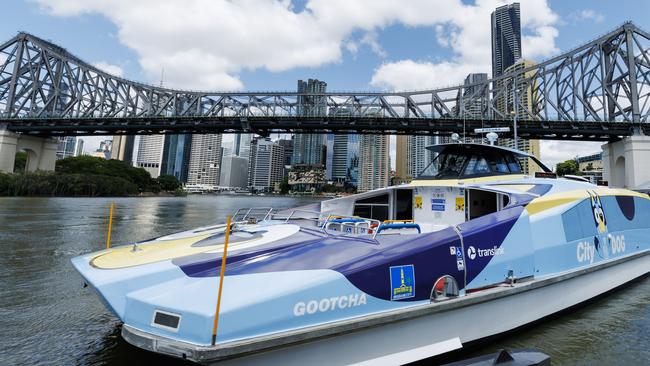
121, 251, 650, 365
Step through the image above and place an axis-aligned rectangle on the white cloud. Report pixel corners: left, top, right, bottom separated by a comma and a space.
540, 140, 603, 169
370, 0, 560, 91
345, 31, 387, 58
573, 9, 605, 23
92, 61, 124, 77
522, 25, 559, 59
371, 59, 473, 91
34, 0, 559, 92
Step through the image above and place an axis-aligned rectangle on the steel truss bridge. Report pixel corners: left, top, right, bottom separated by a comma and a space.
2, 23, 650, 141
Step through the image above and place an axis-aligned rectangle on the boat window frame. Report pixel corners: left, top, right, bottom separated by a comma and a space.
353, 192, 392, 222
416, 145, 543, 180
151, 309, 182, 333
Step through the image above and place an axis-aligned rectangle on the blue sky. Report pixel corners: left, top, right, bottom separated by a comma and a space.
2, 0, 647, 165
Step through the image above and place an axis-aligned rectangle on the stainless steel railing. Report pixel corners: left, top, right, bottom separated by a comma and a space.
231, 207, 383, 238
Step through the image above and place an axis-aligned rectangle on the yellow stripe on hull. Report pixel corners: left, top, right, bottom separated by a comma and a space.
525, 188, 649, 216
409, 174, 527, 187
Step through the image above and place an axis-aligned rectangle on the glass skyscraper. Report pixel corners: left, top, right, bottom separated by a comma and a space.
136, 134, 192, 181
55, 136, 76, 160
292, 79, 327, 166
491, 3, 521, 78
328, 134, 359, 187
160, 134, 192, 182
233, 134, 252, 158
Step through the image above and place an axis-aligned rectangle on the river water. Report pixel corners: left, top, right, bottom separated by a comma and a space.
0, 196, 649, 365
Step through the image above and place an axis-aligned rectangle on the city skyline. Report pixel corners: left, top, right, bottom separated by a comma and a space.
2, 1, 647, 167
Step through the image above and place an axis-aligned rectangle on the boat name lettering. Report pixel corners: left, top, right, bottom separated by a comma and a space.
576, 241, 595, 264
608, 234, 626, 254
293, 294, 367, 316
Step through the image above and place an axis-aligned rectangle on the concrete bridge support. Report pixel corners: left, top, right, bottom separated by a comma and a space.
0, 129, 58, 173
602, 135, 650, 190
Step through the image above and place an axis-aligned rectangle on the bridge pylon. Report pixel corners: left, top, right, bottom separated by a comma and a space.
0, 129, 57, 173
602, 135, 650, 190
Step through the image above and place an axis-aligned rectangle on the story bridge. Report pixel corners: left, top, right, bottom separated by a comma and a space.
1, 22, 650, 188
1, 22, 650, 141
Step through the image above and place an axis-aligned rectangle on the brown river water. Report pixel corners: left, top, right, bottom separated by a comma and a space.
1, 195, 649, 365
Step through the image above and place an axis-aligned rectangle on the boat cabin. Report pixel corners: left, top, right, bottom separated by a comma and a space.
320, 143, 550, 234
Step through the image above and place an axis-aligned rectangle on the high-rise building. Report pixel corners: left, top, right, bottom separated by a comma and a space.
136, 135, 165, 177
187, 134, 222, 188
326, 134, 359, 186
248, 138, 285, 192
491, 3, 521, 78
74, 139, 84, 157
56, 136, 76, 160
161, 134, 192, 182
93, 140, 112, 159
293, 79, 327, 166
136, 134, 194, 180
456, 73, 489, 119
330, 134, 348, 182
395, 135, 411, 183
498, 59, 541, 174
490, 3, 539, 173
409, 136, 436, 179
219, 155, 249, 189
395, 135, 437, 183
358, 135, 390, 192
277, 138, 294, 167
324, 107, 359, 187
233, 134, 252, 158
325, 134, 335, 180
110, 135, 135, 163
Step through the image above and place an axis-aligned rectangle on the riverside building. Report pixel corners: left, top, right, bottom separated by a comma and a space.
186, 134, 223, 189
248, 138, 285, 192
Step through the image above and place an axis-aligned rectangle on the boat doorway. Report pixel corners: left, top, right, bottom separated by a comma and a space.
466, 189, 509, 220
394, 189, 414, 221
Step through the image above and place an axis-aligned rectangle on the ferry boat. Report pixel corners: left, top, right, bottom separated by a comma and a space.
72, 143, 650, 365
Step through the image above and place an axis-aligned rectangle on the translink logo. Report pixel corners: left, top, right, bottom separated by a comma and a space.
467, 245, 504, 260
467, 246, 477, 260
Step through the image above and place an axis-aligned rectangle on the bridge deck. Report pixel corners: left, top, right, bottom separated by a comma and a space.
1, 117, 639, 141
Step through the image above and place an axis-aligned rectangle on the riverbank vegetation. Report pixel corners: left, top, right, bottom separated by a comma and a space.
0, 156, 182, 197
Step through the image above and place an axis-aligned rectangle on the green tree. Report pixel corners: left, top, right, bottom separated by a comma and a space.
13, 151, 27, 173
556, 159, 580, 176
56, 156, 156, 191
279, 176, 290, 194
156, 174, 181, 191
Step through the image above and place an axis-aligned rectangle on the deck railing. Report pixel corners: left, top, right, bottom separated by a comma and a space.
231, 207, 383, 238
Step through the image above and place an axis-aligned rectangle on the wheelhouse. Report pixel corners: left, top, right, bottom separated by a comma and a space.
417, 143, 550, 180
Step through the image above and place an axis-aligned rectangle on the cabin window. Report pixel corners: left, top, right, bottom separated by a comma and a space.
394, 190, 413, 220
419, 153, 469, 178
464, 156, 490, 175
468, 189, 498, 220
354, 193, 390, 221
507, 155, 523, 173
